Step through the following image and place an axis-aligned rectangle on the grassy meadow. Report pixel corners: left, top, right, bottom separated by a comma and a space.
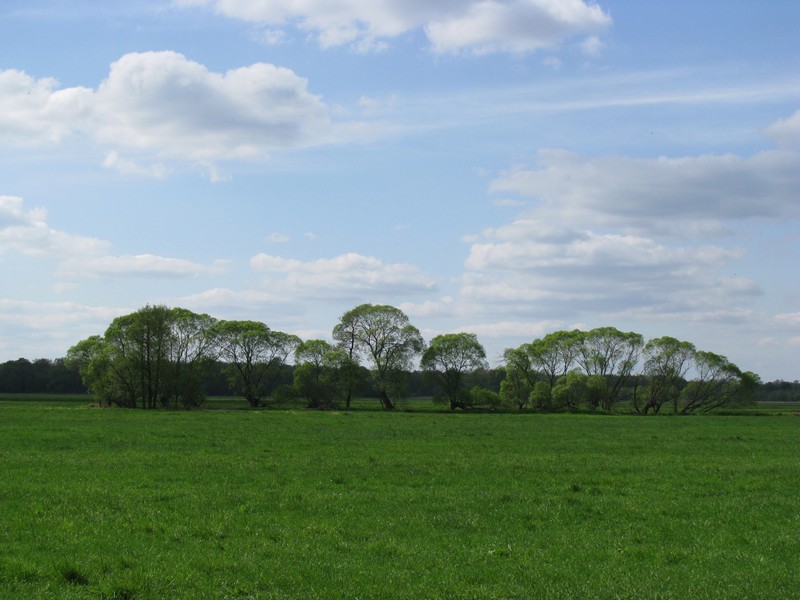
1, 396, 799, 599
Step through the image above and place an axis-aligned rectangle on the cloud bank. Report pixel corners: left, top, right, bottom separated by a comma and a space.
175, 0, 611, 54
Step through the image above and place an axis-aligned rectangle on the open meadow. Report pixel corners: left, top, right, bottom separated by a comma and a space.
1, 396, 799, 599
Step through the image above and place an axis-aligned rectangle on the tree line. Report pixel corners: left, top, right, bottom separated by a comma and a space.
35, 303, 765, 414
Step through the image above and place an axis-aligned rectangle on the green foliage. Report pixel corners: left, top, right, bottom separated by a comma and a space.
67, 306, 218, 409
421, 333, 488, 410
210, 319, 300, 408
528, 380, 552, 411
551, 370, 588, 411
467, 385, 503, 409
333, 304, 423, 409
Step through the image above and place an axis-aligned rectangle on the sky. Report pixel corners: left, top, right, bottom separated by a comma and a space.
0, 0, 798, 381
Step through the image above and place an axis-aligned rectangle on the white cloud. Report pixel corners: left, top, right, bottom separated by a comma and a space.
490, 149, 800, 236
250, 251, 436, 297
57, 254, 227, 279
426, 0, 610, 55
0, 299, 127, 359
266, 232, 291, 243
175, 0, 611, 54
452, 136, 796, 329
1, 196, 226, 281
1, 51, 341, 169
454, 319, 565, 339
579, 35, 604, 56
103, 151, 167, 179
0, 195, 108, 257
0, 69, 92, 144
765, 109, 800, 149
93, 51, 331, 160
775, 312, 800, 327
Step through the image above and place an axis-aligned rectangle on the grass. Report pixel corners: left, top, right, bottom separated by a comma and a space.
0, 397, 798, 598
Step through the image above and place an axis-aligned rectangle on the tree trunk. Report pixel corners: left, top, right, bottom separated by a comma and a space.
379, 390, 395, 410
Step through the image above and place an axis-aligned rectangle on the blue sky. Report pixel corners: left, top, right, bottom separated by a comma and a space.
1, 0, 798, 381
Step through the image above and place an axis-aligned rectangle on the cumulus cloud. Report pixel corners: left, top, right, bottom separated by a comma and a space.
0, 69, 92, 144
250, 251, 436, 297
490, 149, 800, 236
1, 51, 340, 171
93, 51, 330, 160
1, 196, 226, 280
0, 195, 107, 257
175, 0, 611, 54
453, 130, 798, 327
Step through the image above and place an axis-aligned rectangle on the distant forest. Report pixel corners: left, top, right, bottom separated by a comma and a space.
0, 356, 797, 404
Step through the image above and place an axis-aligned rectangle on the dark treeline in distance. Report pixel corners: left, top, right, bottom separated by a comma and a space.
1, 303, 793, 411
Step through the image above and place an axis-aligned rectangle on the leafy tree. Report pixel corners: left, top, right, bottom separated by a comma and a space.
503, 330, 582, 410
212, 320, 300, 408
528, 330, 583, 389
551, 370, 588, 411
421, 333, 488, 409
292, 339, 356, 409
332, 312, 362, 408
65, 335, 123, 406
500, 346, 536, 410
467, 386, 503, 410
638, 336, 695, 414
167, 308, 218, 408
333, 304, 424, 410
528, 380, 553, 411
67, 306, 218, 408
678, 351, 742, 414
574, 327, 643, 411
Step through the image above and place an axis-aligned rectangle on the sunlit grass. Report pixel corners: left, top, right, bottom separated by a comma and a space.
1, 399, 798, 598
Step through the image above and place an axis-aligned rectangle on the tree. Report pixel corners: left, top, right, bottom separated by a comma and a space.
212, 320, 300, 408
501, 331, 582, 411
332, 311, 362, 408
551, 370, 588, 411
638, 336, 695, 414
574, 327, 643, 411
421, 333, 489, 410
293, 340, 361, 409
168, 308, 218, 408
500, 346, 536, 410
67, 306, 218, 408
678, 351, 742, 414
65, 335, 122, 406
333, 304, 424, 410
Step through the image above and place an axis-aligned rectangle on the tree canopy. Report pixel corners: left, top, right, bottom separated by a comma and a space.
60, 303, 760, 414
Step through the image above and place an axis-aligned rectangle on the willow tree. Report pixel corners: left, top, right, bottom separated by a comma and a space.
639, 336, 695, 414
334, 304, 424, 409
212, 320, 300, 408
574, 327, 643, 411
421, 332, 488, 410
66, 305, 217, 408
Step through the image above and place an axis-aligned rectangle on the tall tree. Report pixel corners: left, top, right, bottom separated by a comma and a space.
421, 332, 488, 410
67, 306, 218, 408
332, 311, 361, 408
500, 346, 536, 410
678, 351, 742, 414
168, 308, 218, 408
639, 336, 695, 414
574, 327, 643, 410
293, 339, 336, 409
212, 320, 300, 408
334, 304, 424, 410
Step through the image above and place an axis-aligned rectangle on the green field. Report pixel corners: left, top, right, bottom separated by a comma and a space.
1, 397, 799, 599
